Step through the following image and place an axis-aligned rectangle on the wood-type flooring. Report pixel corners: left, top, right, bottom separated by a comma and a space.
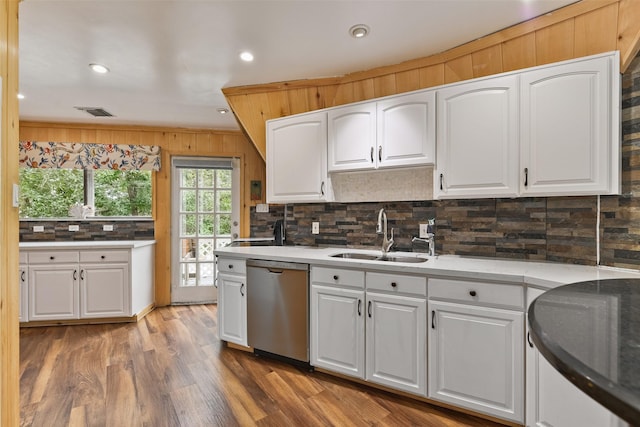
20, 304, 503, 427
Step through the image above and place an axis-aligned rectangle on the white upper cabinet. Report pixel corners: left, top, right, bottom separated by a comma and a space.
434, 75, 519, 199
520, 52, 620, 196
377, 91, 436, 168
328, 103, 377, 172
266, 111, 331, 203
328, 91, 435, 172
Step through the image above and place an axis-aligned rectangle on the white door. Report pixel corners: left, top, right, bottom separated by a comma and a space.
266, 111, 330, 203
80, 264, 129, 317
217, 272, 247, 346
171, 157, 240, 304
328, 103, 377, 172
29, 264, 79, 320
377, 90, 436, 168
434, 75, 519, 199
428, 300, 524, 423
366, 291, 427, 396
310, 284, 365, 379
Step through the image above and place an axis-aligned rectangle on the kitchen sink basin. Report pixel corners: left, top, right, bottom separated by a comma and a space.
330, 252, 428, 263
330, 252, 379, 260
377, 256, 428, 263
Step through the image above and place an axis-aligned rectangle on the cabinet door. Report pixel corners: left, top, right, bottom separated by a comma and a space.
19, 265, 28, 322
80, 263, 130, 318
266, 111, 330, 203
328, 103, 377, 172
435, 75, 519, 199
429, 300, 524, 423
377, 91, 435, 168
29, 264, 79, 320
520, 53, 619, 196
525, 288, 626, 427
310, 284, 365, 379
366, 292, 427, 396
217, 273, 247, 346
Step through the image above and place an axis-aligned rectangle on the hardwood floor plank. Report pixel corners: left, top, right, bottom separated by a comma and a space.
20, 305, 504, 427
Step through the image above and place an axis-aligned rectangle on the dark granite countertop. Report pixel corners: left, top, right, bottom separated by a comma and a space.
528, 279, 640, 425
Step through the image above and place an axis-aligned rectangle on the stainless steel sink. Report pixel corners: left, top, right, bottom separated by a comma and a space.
330, 252, 379, 260
377, 256, 428, 263
330, 252, 428, 263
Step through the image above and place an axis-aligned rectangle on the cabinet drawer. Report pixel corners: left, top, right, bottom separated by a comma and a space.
28, 251, 79, 264
311, 266, 365, 289
429, 278, 524, 309
217, 258, 246, 275
80, 250, 129, 263
366, 272, 426, 296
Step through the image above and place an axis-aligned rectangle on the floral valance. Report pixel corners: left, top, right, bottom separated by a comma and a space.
19, 141, 161, 171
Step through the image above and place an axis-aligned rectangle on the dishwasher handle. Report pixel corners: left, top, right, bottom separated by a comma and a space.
267, 268, 284, 274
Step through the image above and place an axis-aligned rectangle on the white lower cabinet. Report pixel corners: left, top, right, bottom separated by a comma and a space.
216, 257, 247, 346
366, 291, 426, 396
29, 263, 80, 321
525, 288, 627, 427
19, 253, 28, 322
428, 278, 524, 423
310, 266, 427, 397
22, 244, 154, 323
80, 263, 129, 318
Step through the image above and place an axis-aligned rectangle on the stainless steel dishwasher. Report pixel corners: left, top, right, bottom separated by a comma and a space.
246, 259, 309, 363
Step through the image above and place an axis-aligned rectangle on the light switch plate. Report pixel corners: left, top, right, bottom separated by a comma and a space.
33, 225, 44, 233
256, 203, 269, 213
12, 184, 19, 208
419, 224, 429, 238
103, 224, 114, 231
312, 222, 320, 234
68, 225, 80, 232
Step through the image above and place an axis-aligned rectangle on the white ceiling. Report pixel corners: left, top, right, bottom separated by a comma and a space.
18, 0, 578, 130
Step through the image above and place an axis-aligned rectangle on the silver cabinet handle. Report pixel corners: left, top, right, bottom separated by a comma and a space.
527, 332, 534, 348
370, 146, 374, 163
21, 271, 25, 282
368, 300, 372, 318
321, 181, 325, 196
240, 283, 245, 296
431, 310, 436, 329
73, 270, 77, 281
439, 173, 444, 191
378, 145, 382, 162
524, 167, 529, 187
80, 270, 85, 281
357, 299, 362, 316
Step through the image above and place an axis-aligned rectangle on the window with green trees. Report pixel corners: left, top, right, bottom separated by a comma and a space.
19, 168, 152, 218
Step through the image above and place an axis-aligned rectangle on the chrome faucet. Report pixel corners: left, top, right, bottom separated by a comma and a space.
412, 218, 436, 257
376, 208, 394, 256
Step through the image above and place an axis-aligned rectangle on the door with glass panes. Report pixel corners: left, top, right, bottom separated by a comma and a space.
171, 157, 239, 304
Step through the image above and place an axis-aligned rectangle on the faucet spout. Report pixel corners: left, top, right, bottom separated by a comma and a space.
377, 208, 394, 256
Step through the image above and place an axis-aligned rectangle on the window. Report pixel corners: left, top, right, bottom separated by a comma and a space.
19, 168, 152, 218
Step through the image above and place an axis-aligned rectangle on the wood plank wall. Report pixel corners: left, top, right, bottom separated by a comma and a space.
19, 122, 266, 307
1, 1, 20, 425
223, 0, 640, 160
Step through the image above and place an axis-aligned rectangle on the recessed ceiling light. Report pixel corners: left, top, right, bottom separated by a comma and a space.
217, 108, 229, 114
17, 93, 24, 100
349, 24, 370, 39
89, 63, 110, 74
240, 51, 254, 62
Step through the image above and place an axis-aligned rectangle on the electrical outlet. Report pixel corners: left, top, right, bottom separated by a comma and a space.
419, 223, 429, 238
33, 225, 44, 233
69, 225, 80, 232
312, 222, 320, 234
103, 224, 114, 231
256, 203, 269, 213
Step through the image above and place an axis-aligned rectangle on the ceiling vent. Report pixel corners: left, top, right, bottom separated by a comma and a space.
74, 106, 114, 117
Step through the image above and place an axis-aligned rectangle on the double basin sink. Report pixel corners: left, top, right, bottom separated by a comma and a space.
330, 252, 428, 263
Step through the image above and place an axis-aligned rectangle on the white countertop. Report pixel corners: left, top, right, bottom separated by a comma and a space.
20, 240, 156, 250
214, 246, 640, 289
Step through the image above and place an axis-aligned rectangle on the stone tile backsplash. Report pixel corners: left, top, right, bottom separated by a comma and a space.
20, 219, 154, 242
